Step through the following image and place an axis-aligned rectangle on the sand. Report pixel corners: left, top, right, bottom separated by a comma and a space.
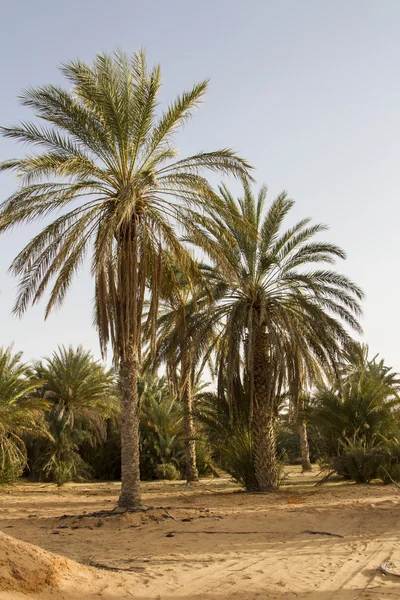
1, 467, 400, 599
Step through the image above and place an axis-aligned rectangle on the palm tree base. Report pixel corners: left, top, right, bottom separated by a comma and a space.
301, 463, 313, 472
117, 494, 142, 510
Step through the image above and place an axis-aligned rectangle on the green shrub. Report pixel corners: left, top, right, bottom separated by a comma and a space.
139, 379, 184, 480
194, 438, 213, 477
328, 437, 400, 484
154, 462, 179, 480
32, 418, 92, 486
219, 428, 259, 491
0, 346, 48, 484
41, 451, 91, 487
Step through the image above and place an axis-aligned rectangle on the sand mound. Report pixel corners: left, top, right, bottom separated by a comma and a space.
0, 531, 69, 593
0, 531, 103, 599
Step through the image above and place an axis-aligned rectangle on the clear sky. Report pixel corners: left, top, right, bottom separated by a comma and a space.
0, 0, 399, 368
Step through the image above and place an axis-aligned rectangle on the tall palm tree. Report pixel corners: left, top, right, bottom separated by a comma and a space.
191, 183, 363, 491
147, 288, 199, 483
145, 277, 211, 484
0, 346, 48, 482
145, 260, 222, 484
0, 50, 251, 507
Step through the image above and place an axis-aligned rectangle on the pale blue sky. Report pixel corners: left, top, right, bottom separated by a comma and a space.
0, 1, 399, 368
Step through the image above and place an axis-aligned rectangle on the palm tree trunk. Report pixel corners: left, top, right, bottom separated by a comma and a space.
181, 351, 199, 484
118, 350, 141, 509
298, 420, 312, 471
252, 407, 278, 490
251, 324, 279, 491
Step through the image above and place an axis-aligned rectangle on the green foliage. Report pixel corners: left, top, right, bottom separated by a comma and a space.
34, 345, 118, 437
0, 435, 27, 484
310, 347, 400, 485
82, 418, 121, 481
194, 437, 214, 477
154, 463, 179, 480
220, 427, 258, 492
139, 374, 214, 479
29, 346, 117, 485
33, 417, 91, 486
197, 387, 258, 490
309, 353, 400, 457
0, 346, 47, 483
327, 437, 400, 484
139, 375, 184, 479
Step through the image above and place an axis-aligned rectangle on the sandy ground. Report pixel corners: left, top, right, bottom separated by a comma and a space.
1, 467, 400, 599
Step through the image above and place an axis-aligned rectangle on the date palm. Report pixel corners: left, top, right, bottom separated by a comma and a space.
310, 363, 400, 457
0, 346, 48, 482
31, 346, 118, 485
144, 264, 220, 484
146, 286, 202, 483
194, 183, 363, 491
33, 345, 118, 439
0, 50, 251, 507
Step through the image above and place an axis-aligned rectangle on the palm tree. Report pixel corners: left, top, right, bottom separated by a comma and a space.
341, 343, 400, 390
310, 350, 400, 456
30, 345, 118, 485
145, 276, 212, 484
34, 345, 118, 438
0, 346, 48, 482
191, 183, 363, 491
0, 50, 251, 507
139, 374, 184, 480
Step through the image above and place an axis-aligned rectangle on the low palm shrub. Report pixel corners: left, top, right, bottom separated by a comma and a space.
329, 438, 388, 483
139, 376, 184, 479
327, 436, 400, 484
31, 416, 92, 486
309, 355, 400, 461
197, 388, 268, 490
220, 427, 258, 491
0, 435, 27, 484
154, 463, 179, 480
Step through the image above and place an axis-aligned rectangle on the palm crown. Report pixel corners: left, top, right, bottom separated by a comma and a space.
33, 345, 118, 439
200, 183, 364, 409
0, 50, 251, 361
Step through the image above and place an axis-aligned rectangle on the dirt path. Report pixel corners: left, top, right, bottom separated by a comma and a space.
1, 468, 400, 599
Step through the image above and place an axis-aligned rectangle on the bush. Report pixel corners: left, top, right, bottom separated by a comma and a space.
193, 438, 213, 477
139, 381, 184, 480
328, 437, 400, 484
154, 462, 179, 480
31, 418, 92, 486
219, 428, 259, 491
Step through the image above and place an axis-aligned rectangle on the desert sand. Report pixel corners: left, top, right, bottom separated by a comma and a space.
1, 467, 400, 599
